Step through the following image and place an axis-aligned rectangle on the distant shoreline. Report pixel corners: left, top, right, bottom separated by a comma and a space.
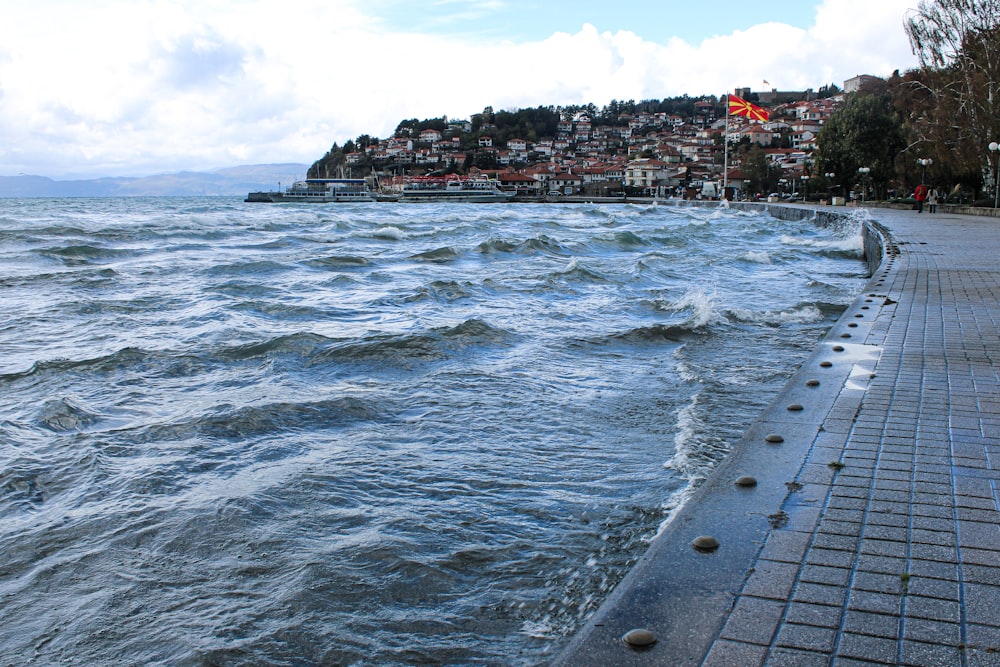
0, 164, 309, 198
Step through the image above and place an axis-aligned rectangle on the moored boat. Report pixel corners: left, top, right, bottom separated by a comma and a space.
246, 178, 374, 203
397, 175, 514, 203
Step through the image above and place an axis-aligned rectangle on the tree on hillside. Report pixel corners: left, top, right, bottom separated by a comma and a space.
492, 106, 560, 143
396, 117, 448, 137
816, 91, 906, 199
902, 0, 1000, 193
739, 145, 780, 194
816, 83, 843, 99
308, 134, 381, 179
471, 106, 495, 133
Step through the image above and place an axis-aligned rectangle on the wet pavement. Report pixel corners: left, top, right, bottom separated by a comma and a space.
556, 205, 1000, 666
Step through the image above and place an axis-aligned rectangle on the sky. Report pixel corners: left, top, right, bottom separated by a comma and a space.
0, 0, 921, 179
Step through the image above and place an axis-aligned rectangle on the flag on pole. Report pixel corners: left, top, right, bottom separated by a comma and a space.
728, 94, 770, 121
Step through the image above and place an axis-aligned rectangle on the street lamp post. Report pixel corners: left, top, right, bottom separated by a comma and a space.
825, 172, 836, 202
990, 142, 1000, 209
917, 158, 932, 185
801, 175, 808, 201
858, 167, 870, 203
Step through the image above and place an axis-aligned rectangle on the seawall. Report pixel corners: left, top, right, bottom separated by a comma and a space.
554, 202, 888, 665
730, 202, 885, 276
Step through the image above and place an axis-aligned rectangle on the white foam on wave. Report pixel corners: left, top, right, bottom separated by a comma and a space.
781, 211, 866, 254
657, 390, 710, 536
519, 618, 557, 640
655, 485, 697, 538
672, 206, 717, 226
728, 303, 823, 326
663, 394, 702, 476
846, 207, 874, 224
666, 286, 728, 328
674, 359, 699, 383
781, 233, 863, 254
371, 226, 407, 240
561, 257, 581, 273
742, 250, 772, 264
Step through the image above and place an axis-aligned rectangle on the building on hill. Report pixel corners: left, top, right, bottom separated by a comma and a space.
843, 74, 884, 93
625, 158, 672, 190
757, 88, 815, 104
694, 99, 717, 125
741, 125, 777, 147
549, 172, 583, 194
497, 171, 538, 195
320, 89, 845, 198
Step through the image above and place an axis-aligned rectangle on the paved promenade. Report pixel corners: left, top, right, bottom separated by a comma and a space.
556, 206, 1000, 666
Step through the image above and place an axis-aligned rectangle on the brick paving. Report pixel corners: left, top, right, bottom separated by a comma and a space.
556, 206, 1000, 666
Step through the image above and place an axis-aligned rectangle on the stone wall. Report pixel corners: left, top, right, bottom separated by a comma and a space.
728, 202, 885, 277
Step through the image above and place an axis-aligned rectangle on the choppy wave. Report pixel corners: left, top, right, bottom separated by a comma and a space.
2, 346, 158, 381
607, 322, 703, 344
781, 233, 864, 256
742, 250, 773, 264
131, 396, 379, 444
37, 244, 135, 264
410, 246, 459, 262
658, 286, 729, 328
315, 319, 513, 367
302, 254, 371, 269
220, 331, 337, 361
553, 257, 610, 283
372, 225, 408, 240
727, 303, 826, 326
0, 197, 867, 666
35, 396, 104, 432
477, 237, 521, 253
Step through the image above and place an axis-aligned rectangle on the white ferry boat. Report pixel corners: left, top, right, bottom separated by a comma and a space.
397, 175, 514, 203
246, 178, 374, 203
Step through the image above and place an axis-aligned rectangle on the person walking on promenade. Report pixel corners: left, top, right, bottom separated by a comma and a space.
928, 187, 939, 213
915, 183, 928, 213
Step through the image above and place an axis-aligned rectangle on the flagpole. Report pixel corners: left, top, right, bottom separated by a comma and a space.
723, 93, 729, 195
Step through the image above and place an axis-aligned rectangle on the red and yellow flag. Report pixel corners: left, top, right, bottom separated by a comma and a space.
728, 94, 770, 121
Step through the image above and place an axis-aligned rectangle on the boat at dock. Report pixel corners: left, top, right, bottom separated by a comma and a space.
396, 175, 514, 203
245, 178, 374, 203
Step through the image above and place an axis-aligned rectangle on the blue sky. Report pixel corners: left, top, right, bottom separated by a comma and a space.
369, 0, 822, 44
0, 0, 919, 179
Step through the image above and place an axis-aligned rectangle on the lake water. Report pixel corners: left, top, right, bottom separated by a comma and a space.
0, 198, 867, 665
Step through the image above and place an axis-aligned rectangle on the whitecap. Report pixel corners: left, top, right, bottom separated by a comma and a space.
728, 304, 823, 326
742, 250, 772, 264
665, 286, 728, 328
371, 226, 407, 240
781, 233, 863, 254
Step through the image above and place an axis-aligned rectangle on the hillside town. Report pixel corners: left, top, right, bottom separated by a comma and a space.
310, 76, 883, 201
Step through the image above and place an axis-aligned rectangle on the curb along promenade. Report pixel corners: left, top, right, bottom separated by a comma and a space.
556, 204, 1000, 666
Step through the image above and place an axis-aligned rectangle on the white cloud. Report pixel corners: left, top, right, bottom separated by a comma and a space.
0, 0, 919, 178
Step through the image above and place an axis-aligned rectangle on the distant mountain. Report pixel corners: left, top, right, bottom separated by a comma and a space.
0, 164, 310, 198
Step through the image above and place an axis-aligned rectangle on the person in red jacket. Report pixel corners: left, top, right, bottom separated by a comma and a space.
915, 183, 928, 213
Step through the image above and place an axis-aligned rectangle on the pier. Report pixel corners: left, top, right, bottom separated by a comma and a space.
556, 204, 1000, 665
